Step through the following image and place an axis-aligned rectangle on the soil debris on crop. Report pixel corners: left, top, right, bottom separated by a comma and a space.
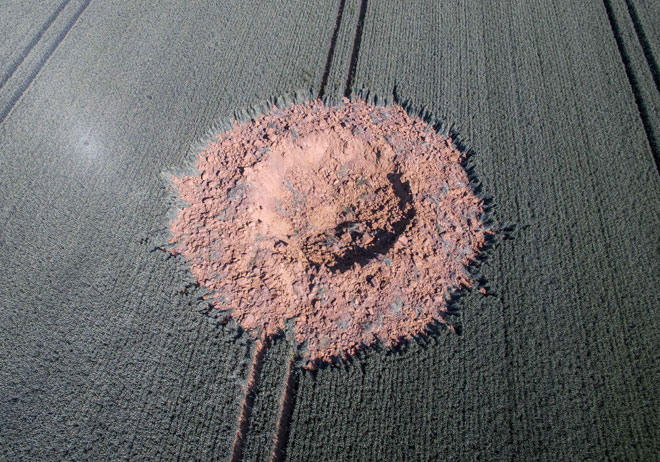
168, 98, 487, 367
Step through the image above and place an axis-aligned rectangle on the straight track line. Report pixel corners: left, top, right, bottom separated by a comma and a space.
270, 358, 299, 462
229, 340, 267, 462
318, 0, 347, 98
623, 0, 660, 97
0, 0, 71, 90
344, 0, 368, 97
602, 0, 660, 177
0, 0, 93, 125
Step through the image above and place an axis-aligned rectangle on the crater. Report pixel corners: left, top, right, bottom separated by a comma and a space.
246, 130, 415, 273
167, 98, 488, 368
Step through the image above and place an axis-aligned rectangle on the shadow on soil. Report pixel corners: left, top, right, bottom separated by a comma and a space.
327, 172, 415, 273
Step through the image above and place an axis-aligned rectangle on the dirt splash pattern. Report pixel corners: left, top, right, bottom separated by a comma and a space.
168, 98, 487, 367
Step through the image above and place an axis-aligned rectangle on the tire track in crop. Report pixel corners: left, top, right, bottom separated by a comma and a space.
624, 0, 660, 97
0, 0, 92, 124
316, 0, 363, 102
284, 0, 660, 458
271, 358, 299, 462
230, 340, 268, 462
344, 0, 368, 97
603, 0, 660, 175
0, 0, 71, 90
0, 0, 338, 458
319, 0, 347, 98
236, 4, 370, 458
263, 5, 371, 457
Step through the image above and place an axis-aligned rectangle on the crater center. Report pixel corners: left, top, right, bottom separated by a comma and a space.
247, 129, 415, 272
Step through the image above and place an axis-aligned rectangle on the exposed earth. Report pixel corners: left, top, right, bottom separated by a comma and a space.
168, 99, 487, 366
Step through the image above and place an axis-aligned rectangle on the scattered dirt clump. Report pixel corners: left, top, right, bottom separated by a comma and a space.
168, 98, 487, 367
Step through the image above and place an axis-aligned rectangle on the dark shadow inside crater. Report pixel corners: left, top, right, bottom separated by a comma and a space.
327, 172, 415, 273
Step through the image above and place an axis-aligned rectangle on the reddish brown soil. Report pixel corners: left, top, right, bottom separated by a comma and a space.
168, 98, 487, 367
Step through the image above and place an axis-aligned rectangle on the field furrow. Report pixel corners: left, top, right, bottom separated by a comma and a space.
604, 0, 660, 175
238, 336, 292, 462
630, 0, 660, 89
0, 1, 337, 460
0, 0, 69, 86
319, 0, 363, 102
0, 0, 93, 123
285, 0, 660, 459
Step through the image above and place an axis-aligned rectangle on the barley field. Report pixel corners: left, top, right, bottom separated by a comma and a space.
1, 1, 658, 460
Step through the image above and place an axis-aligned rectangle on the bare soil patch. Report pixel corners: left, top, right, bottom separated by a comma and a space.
169, 98, 487, 367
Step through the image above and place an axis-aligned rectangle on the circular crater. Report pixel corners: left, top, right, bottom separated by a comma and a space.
168, 98, 487, 368
247, 130, 414, 273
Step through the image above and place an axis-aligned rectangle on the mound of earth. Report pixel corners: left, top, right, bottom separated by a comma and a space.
168, 98, 487, 367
